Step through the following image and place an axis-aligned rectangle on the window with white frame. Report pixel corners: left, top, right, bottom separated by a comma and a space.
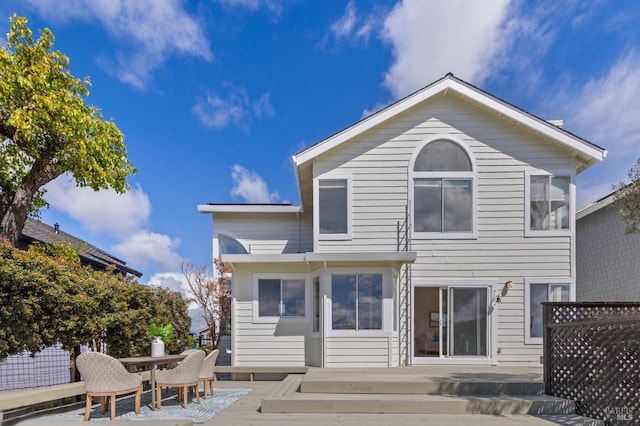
318, 179, 350, 237
331, 274, 382, 330
412, 139, 474, 236
528, 174, 570, 232
525, 280, 571, 344
312, 276, 320, 333
257, 278, 305, 318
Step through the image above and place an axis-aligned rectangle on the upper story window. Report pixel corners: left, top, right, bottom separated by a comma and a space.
316, 178, 352, 240
411, 138, 476, 238
525, 172, 572, 236
218, 233, 248, 255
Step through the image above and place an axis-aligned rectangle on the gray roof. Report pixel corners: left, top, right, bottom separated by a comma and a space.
19, 218, 142, 277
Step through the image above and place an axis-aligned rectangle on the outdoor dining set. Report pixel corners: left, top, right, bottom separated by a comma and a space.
75, 348, 219, 421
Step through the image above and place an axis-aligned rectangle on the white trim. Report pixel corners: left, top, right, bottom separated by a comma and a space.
409, 135, 478, 240
252, 273, 310, 324
293, 76, 606, 168
524, 169, 575, 237
314, 175, 353, 242
324, 267, 393, 338
198, 204, 303, 214
524, 278, 575, 345
410, 278, 497, 366
576, 191, 616, 220
221, 251, 417, 264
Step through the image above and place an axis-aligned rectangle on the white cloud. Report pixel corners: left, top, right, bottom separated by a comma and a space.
25, 0, 212, 89
193, 86, 274, 131
231, 164, 281, 203
329, 1, 377, 45
381, 0, 512, 98
113, 231, 182, 270
44, 174, 151, 236
562, 50, 640, 207
148, 272, 189, 297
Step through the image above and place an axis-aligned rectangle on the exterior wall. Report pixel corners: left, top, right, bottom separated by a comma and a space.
213, 212, 312, 255
312, 94, 576, 365
324, 337, 392, 367
577, 205, 640, 301
231, 265, 311, 366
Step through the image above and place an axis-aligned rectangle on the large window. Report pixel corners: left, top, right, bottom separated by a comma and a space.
257, 278, 305, 318
528, 175, 570, 232
318, 179, 350, 237
412, 139, 474, 237
525, 280, 571, 344
331, 274, 382, 330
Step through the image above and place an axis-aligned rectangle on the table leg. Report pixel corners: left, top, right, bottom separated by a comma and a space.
150, 366, 157, 410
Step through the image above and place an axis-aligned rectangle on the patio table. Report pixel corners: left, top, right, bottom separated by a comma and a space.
118, 354, 188, 410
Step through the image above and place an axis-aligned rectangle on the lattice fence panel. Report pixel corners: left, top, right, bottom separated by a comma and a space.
544, 303, 640, 425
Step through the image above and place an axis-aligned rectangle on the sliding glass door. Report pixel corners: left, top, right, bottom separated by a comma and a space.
414, 285, 489, 359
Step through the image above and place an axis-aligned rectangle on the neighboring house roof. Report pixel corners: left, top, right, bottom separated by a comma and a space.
293, 73, 607, 171
576, 191, 617, 220
18, 218, 142, 277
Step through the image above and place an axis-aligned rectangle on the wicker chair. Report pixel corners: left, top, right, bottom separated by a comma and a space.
199, 349, 219, 399
155, 350, 205, 409
76, 352, 143, 421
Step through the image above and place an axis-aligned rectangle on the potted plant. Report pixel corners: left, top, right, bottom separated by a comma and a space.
148, 323, 174, 357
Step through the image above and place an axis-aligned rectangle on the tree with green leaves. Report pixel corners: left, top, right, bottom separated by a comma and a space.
0, 15, 135, 244
612, 157, 640, 234
0, 240, 192, 359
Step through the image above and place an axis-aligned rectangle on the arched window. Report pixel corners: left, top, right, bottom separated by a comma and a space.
218, 233, 248, 255
412, 139, 475, 236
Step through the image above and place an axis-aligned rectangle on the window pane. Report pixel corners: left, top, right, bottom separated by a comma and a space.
414, 179, 442, 232
281, 279, 305, 317
530, 176, 549, 230
332, 275, 356, 330
357, 274, 382, 330
219, 234, 248, 254
550, 177, 569, 230
414, 140, 472, 172
258, 279, 280, 317
529, 284, 548, 338
319, 180, 348, 234
443, 180, 472, 232
550, 284, 570, 302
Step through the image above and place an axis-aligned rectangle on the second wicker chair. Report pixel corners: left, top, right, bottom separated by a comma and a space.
155, 350, 205, 409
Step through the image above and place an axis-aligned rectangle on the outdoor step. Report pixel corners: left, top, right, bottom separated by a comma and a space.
261, 376, 576, 415
300, 367, 544, 395
301, 378, 544, 395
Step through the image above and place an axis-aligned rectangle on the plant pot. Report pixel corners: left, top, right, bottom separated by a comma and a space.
151, 336, 165, 357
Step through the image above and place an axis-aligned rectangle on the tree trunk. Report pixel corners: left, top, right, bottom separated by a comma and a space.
0, 158, 62, 245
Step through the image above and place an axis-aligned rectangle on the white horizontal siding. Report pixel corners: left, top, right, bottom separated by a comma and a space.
312, 94, 575, 365
233, 301, 307, 366
324, 337, 391, 367
215, 212, 312, 254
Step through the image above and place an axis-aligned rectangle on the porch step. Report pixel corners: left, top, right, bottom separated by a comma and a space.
261, 375, 575, 415
300, 367, 545, 395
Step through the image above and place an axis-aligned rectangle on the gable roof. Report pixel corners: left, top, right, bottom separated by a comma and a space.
19, 218, 142, 277
293, 73, 607, 173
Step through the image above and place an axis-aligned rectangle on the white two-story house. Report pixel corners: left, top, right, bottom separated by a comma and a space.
198, 74, 606, 367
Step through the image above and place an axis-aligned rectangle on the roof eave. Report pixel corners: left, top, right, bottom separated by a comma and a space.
293, 74, 606, 169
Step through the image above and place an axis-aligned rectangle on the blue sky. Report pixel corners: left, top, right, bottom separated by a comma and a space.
2, 1, 639, 329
